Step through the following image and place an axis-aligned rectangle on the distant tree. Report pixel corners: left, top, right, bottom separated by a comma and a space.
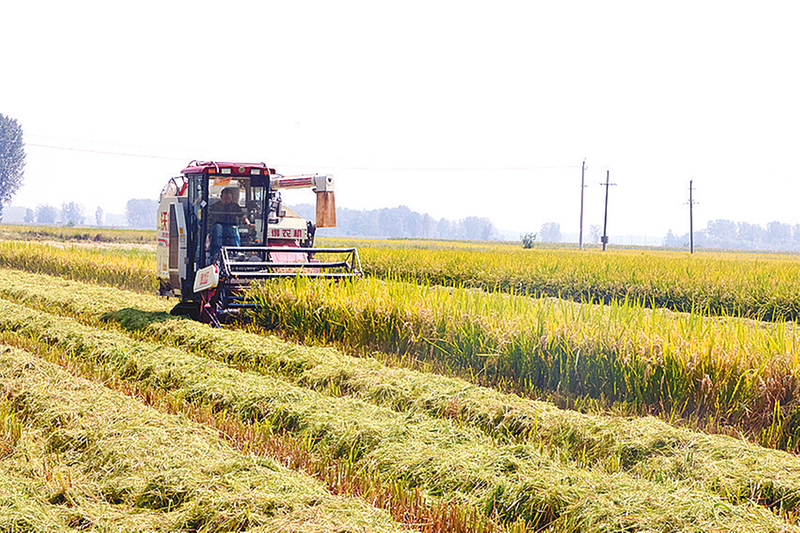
23, 208, 34, 223
351, 210, 379, 236
793, 224, 800, 249
391, 205, 419, 237
589, 224, 601, 244
0, 114, 26, 219
61, 202, 85, 226
126, 198, 158, 228
284, 203, 500, 241
663, 229, 678, 248
663, 229, 691, 248
767, 221, 792, 250
449, 220, 466, 240
435, 218, 452, 239
95, 206, 104, 226
459, 216, 497, 240
737, 222, 764, 250
706, 219, 737, 248
539, 222, 562, 243
35, 204, 58, 224
378, 207, 404, 237
421, 213, 436, 239
521, 232, 537, 249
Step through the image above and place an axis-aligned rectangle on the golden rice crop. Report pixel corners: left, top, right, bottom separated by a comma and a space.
4, 269, 800, 529
6, 236, 800, 323
0, 240, 156, 292
1, 300, 796, 532
325, 237, 800, 321
2, 236, 800, 450
1, 254, 800, 452
247, 275, 800, 450
0, 223, 154, 244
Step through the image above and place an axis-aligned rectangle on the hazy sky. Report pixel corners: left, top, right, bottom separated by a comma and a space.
3, 1, 799, 239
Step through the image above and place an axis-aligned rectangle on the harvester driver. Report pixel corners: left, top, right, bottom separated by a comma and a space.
209, 187, 253, 258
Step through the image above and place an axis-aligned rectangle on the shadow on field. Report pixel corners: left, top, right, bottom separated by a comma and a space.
101, 308, 175, 332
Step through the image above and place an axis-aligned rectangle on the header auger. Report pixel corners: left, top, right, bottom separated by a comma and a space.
156, 161, 360, 325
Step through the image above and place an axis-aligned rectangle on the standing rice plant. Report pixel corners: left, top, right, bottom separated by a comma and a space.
247, 276, 800, 449
6, 235, 800, 322
332, 238, 800, 322
0, 240, 156, 292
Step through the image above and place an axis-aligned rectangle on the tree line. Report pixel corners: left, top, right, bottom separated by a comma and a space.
13, 199, 157, 228
664, 219, 800, 251
292, 204, 500, 240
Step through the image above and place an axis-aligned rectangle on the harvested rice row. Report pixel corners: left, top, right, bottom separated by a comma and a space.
0, 345, 411, 533
4, 268, 800, 520
0, 266, 170, 322
0, 299, 795, 531
0, 441, 61, 532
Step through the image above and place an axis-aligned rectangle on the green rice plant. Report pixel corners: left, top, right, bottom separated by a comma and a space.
0, 346, 410, 532
0, 302, 795, 531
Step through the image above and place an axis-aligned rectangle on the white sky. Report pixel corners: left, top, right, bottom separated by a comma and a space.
2, 1, 799, 239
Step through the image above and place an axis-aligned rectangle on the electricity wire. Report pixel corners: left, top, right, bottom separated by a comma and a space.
26, 136, 581, 172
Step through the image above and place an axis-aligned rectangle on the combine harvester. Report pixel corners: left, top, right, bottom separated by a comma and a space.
156, 161, 361, 325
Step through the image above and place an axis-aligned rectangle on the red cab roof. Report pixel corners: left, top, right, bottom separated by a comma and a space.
181, 161, 277, 176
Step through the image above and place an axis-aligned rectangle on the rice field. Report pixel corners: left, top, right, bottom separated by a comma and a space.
0, 223, 154, 244
5, 234, 800, 321
0, 346, 409, 532
328, 238, 800, 321
2, 235, 800, 531
246, 276, 800, 450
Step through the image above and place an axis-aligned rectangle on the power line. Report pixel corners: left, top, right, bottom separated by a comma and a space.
26, 142, 581, 172
26, 143, 187, 161
28, 134, 168, 152
276, 163, 582, 171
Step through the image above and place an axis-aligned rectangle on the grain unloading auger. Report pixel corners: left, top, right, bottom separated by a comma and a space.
156, 161, 361, 325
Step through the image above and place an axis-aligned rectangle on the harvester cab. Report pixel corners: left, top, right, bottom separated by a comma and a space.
156, 161, 360, 324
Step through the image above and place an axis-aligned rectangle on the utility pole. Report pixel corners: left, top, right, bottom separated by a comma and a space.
600, 170, 616, 251
579, 159, 586, 250
688, 180, 697, 254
